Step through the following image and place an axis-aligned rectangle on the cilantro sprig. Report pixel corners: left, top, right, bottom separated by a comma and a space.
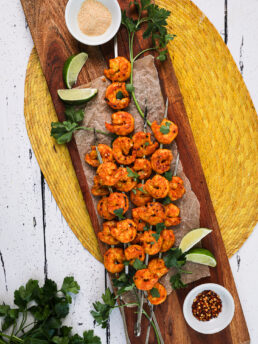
0, 277, 100, 344
122, 0, 175, 126
51, 106, 111, 144
164, 248, 192, 290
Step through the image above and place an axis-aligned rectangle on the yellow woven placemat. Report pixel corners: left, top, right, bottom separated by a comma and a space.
24, 0, 257, 261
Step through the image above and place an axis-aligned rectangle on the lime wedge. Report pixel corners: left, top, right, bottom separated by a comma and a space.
185, 248, 217, 267
63, 52, 88, 89
57, 88, 98, 104
179, 228, 212, 253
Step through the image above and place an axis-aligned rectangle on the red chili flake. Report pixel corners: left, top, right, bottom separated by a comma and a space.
192, 290, 222, 321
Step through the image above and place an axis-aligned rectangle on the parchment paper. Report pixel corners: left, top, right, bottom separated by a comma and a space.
74, 55, 210, 293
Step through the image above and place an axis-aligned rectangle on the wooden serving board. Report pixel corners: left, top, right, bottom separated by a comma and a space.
20, 0, 250, 343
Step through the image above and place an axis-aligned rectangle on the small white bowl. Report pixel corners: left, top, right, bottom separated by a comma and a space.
183, 283, 235, 334
65, 0, 121, 46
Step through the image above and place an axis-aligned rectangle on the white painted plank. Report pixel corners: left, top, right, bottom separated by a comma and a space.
192, 0, 225, 39
0, 0, 45, 304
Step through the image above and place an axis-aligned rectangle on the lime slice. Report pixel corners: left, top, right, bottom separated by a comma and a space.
179, 228, 212, 253
63, 52, 88, 89
185, 248, 217, 267
57, 88, 98, 104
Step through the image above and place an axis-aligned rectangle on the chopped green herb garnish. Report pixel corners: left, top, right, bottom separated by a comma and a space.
162, 196, 172, 205
150, 287, 160, 298
113, 208, 125, 220
132, 259, 147, 270
116, 91, 124, 100
126, 167, 139, 180
164, 171, 173, 181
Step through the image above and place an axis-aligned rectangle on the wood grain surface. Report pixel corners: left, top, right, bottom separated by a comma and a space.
20, 0, 250, 343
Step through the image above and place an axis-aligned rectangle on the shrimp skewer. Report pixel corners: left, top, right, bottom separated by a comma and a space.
95, 136, 131, 344
145, 144, 180, 344
135, 103, 164, 344
145, 101, 170, 344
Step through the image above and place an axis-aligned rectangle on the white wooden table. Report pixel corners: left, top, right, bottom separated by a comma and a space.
0, 1, 257, 342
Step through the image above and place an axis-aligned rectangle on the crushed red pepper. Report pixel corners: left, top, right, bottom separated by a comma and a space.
192, 290, 222, 321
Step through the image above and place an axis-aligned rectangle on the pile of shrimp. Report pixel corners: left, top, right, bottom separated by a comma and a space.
85, 56, 186, 306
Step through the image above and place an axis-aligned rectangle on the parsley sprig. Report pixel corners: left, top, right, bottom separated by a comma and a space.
51, 106, 111, 144
122, 0, 175, 125
0, 277, 100, 344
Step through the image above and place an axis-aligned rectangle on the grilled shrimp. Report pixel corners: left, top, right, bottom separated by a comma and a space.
164, 203, 181, 227
104, 56, 131, 82
132, 207, 147, 232
132, 132, 158, 158
112, 137, 136, 165
124, 245, 145, 265
97, 197, 115, 220
148, 258, 169, 278
98, 221, 119, 245
160, 229, 175, 252
151, 119, 178, 145
105, 82, 130, 110
105, 111, 134, 136
91, 176, 109, 196
130, 183, 153, 207
104, 248, 125, 273
133, 269, 158, 291
96, 162, 119, 186
133, 158, 152, 180
139, 230, 163, 255
151, 149, 173, 174
168, 176, 186, 201
114, 167, 137, 192
147, 282, 167, 305
85, 144, 113, 168
137, 202, 166, 226
108, 192, 129, 216
145, 175, 170, 199
111, 219, 137, 243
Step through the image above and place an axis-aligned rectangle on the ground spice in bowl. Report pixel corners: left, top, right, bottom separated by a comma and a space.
192, 290, 222, 321
77, 0, 112, 36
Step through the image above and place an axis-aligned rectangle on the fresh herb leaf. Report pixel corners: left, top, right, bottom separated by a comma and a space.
51, 121, 78, 144
131, 188, 137, 195
137, 187, 147, 194
116, 91, 124, 100
132, 259, 147, 270
152, 222, 165, 241
163, 247, 185, 269
113, 208, 125, 220
170, 273, 187, 290
0, 277, 100, 344
91, 288, 116, 328
164, 171, 172, 181
65, 106, 84, 123
126, 83, 135, 93
83, 330, 102, 344
61, 276, 80, 295
162, 196, 172, 205
143, 141, 150, 147
160, 121, 171, 134
126, 167, 139, 180
150, 287, 160, 298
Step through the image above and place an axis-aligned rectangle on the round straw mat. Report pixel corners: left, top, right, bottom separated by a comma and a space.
24, 0, 257, 261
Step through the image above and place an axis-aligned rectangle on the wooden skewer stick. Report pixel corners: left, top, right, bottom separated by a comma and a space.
134, 101, 149, 337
